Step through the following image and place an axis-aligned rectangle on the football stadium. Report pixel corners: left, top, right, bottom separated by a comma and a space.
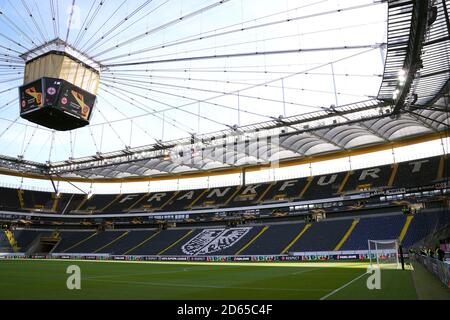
0, 0, 449, 304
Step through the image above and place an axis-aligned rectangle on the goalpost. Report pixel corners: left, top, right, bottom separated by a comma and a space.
368, 239, 400, 269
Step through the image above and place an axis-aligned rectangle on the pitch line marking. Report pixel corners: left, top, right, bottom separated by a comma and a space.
86, 278, 330, 292
319, 272, 367, 300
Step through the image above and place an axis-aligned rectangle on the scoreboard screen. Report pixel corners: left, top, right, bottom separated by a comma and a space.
19, 77, 96, 131
19, 78, 44, 114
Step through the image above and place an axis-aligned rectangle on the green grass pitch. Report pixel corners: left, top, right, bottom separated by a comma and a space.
0, 259, 417, 300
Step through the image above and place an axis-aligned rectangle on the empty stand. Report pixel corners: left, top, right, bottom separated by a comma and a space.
394, 156, 441, 188
127, 229, 191, 255
261, 179, 306, 202
104, 193, 145, 213
56, 194, 86, 214
21, 190, 54, 211
77, 194, 119, 212
131, 192, 176, 211
0, 187, 21, 211
344, 165, 392, 193
289, 219, 353, 252
5, 208, 449, 256
53, 231, 96, 252
100, 230, 157, 255
161, 228, 206, 255
239, 223, 305, 255
341, 214, 406, 250
302, 172, 347, 199
0, 231, 12, 253
163, 189, 207, 211
13, 230, 52, 252
191, 186, 239, 208
402, 211, 449, 248
0, 155, 444, 215
230, 184, 272, 206
64, 231, 126, 253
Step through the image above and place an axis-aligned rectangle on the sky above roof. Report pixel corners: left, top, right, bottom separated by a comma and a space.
0, 0, 387, 163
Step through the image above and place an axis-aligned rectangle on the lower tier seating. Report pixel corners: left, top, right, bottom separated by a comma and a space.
0, 231, 13, 253
401, 211, 449, 248
64, 231, 125, 254
53, 231, 96, 252
341, 214, 406, 251
7, 209, 449, 255
13, 230, 52, 252
128, 229, 191, 255
97, 230, 157, 255
289, 219, 353, 252
239, 223, 305, 255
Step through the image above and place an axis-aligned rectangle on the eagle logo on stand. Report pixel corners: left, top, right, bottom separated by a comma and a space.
182, 227, 251, 255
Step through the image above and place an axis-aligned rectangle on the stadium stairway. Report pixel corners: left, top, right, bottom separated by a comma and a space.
94, 230, 158, 255
123, 231, 161, 255
94, 231, 129, 253
398, 215, 414, 244
401, 210, 448, 248
128, 229, 192, 255
52, 231, 95, 252
17, 190, 24, 209
158, 229, 194, 255
239, 223, 306, 255
334, 219, 360, 251
162, 228, 206, 255
218, 226, 264, 256
13, 230, 53, 252
61, 231, 98, 253
289, 219, 353, 252
340, 214, 406, 250
0, 231, 14, 253
64, 231, 126, 253
235, 226, 269, 255
281, 224, 311, 254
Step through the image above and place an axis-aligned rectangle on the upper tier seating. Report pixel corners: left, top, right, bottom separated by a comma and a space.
394, 156, 442, 188
260, 179, 306, 202
302, 172, 347, 200
343, 165, 393, 193
77, 194, 118, 212
55, 194, 87, 214
0, 187, 20, 210
0, 155, 444, 214
103, 193, 145, 213
21, 190, 54, 210
131, 191, 176, 212
191, 186, 239, 208
162, 189, 205, 211
229, 184, 273, 207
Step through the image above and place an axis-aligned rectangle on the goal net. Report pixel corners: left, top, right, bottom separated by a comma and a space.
368, 239, 400, 269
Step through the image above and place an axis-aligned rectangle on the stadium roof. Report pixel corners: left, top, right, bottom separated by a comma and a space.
0, 0, 448, 182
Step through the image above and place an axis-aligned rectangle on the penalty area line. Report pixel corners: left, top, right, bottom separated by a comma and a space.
319, 272, 367, 300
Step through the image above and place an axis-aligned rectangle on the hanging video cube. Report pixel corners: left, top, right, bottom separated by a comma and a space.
19, 45, 100, 131
19, 77, 97, 131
